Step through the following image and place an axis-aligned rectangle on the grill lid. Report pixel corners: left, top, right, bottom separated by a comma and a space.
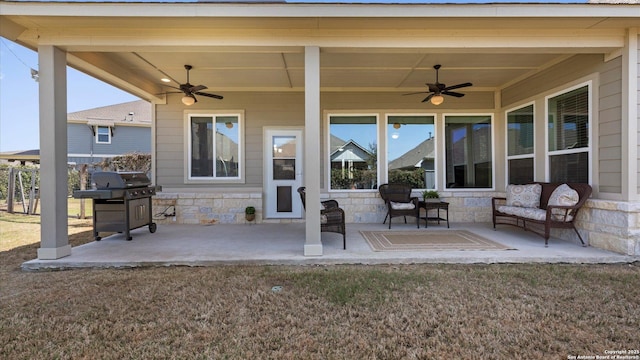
92, 171, 151, 189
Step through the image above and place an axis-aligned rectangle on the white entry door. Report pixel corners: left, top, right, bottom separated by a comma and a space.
264, 128, 303, 219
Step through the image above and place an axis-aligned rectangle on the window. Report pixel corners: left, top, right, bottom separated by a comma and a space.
96, 126, 111, 144
387, 115, 436, 189
547, 84, 590, 183
188, 114, 241, 179
506, 104, 534, 184
445, 115, 493, 189
329, 115, 377, 190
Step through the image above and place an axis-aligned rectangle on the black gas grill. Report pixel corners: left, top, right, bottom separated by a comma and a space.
73, 171, 161, 241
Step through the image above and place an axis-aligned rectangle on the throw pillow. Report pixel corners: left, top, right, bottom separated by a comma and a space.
505, 184, 542, 208
547, 184, 579, 221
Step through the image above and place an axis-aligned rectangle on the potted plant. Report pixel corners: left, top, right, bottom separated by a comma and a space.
245, 206, 256, 222
422, 190, 440, 202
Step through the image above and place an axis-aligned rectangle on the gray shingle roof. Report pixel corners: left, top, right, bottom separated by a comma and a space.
67, 100, 151, 126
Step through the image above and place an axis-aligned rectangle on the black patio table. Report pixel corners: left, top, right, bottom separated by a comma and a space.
419, 201, 450, 228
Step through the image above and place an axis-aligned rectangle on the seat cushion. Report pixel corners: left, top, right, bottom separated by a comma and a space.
505, 184, 542, 208
390, 201, 415, 210
547, 184, 579, 221
497, 205, 547, 221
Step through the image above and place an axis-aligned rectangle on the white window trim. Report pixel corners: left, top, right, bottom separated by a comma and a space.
544, 81, 592, 184
95, 125, 111, 144
443, 113, 496, 191
384, 113, 438, 190
326, 112, 380, 192
183, 110, 245, 184
505, 102, 536, 185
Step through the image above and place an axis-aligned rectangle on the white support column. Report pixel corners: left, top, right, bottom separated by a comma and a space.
304, 46, 323, 256
37, 46, 71, 260
622, 28, 639, 201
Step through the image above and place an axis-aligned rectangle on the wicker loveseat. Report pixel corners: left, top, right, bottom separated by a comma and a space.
492, 182, 592, 247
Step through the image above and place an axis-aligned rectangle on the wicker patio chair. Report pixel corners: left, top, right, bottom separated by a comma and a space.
378, 183, 420, 229
297, 187, 346, 249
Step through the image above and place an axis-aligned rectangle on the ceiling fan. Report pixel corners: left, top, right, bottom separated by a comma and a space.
164, 65, 223, 105
404, 64, 472, 105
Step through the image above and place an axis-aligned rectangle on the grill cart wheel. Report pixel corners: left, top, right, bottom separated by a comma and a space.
149, 223, 157, 233
96, 236, 102, 241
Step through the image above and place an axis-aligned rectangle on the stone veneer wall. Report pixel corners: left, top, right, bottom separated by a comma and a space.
578, 200, 640, 256
152, 191, 639, 256
152, 190, 493, 225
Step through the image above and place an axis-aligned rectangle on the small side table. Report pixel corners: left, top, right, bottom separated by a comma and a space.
419, 201, 450, 228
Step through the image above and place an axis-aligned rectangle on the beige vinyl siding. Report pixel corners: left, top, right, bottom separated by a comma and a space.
599, 57, 623, 194
502, 55, 603, 107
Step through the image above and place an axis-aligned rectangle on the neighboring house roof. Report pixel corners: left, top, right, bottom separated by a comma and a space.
67, 100, 151, 127
388, 137, 435, 171
330, 138, 373, 163
0, 149, 40, 163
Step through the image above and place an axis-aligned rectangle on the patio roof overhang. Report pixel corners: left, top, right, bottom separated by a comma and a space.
1, 2, 638, 103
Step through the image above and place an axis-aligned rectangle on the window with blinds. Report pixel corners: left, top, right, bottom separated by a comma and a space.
506, 104, 534, 184
547, 84, 590, 183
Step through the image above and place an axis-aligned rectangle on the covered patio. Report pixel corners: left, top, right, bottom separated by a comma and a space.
22, 222, 635, 270
2, 1, 640, 261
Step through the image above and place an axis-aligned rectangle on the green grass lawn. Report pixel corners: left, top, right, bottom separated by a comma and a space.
0, 198, 93, 251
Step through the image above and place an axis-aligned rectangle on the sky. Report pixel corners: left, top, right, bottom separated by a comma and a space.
0, 39, 139, 152
0, 0, 585, 152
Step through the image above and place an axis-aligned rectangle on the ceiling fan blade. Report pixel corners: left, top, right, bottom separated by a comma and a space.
444, 82, 472, 91
163, 84, 183, 91
421, 93, 435, 103
403, 91, 432, 96
194, 91, 224, 100
442, 91, 465, 98
189, 84, 207, 92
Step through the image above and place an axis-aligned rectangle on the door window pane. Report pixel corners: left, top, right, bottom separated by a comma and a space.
387, 115, 435, 189
273, 159, 296, 180
329, 115, 377, 190
445, 115, 492, 188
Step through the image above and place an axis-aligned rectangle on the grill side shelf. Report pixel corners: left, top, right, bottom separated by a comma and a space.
73, 190, 120, 199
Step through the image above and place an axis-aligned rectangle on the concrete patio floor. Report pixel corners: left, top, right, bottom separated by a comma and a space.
22, 221, 638, 270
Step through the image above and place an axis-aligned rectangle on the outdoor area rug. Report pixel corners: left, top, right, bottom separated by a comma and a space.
360, 230, 516, 252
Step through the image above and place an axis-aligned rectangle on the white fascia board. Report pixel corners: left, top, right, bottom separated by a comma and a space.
1, 2, 639, 19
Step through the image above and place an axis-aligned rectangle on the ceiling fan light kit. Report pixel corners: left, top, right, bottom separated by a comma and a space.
430, 95, 444, 105
181, 95, 196, 106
